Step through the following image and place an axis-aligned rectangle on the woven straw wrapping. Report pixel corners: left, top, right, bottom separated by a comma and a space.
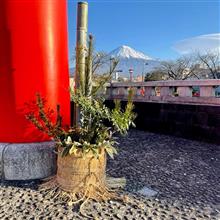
57, 148, 106, 192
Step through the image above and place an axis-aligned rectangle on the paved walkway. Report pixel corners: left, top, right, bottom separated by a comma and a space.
1, 130, 220, 219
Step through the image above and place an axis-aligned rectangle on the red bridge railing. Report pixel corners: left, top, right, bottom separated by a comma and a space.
106, 80, 220, 106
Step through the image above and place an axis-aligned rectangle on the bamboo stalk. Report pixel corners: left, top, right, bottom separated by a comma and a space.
73, 2, 88, 127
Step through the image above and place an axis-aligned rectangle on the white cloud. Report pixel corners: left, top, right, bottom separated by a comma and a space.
173, 33, 220, 54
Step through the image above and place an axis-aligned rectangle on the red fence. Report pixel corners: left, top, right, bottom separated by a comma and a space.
106, 80, 220, 106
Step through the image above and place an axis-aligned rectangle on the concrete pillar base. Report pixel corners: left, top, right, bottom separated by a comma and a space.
0, 142, 56, 180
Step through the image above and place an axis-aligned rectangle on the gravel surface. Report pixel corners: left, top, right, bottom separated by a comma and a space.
1, 130, 220, 219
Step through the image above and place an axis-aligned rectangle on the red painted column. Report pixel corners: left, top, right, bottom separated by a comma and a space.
0, 0, 70, 143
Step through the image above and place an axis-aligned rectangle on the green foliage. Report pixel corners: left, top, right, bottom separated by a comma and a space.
70, 90, 136, 157
144, 71, 165, 81
26, 34, 136, 159
25, 93, 64, 141
26, 92, 136, 158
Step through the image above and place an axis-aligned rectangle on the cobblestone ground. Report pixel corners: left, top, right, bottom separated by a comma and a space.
0, 130, 220, 219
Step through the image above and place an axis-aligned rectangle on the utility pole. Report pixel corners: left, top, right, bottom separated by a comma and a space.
109, 56, 115, 83
110, 56, 114, 73
73, 2, 88, 127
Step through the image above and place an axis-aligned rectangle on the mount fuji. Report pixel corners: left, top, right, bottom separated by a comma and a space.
109, 45, 152, 60
70, 45, 161, 78
103, 45, 161, 78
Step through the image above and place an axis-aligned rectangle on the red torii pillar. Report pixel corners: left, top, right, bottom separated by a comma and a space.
0, 0, 70, 143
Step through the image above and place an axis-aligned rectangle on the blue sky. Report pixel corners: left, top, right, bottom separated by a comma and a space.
67, 0, 220, 62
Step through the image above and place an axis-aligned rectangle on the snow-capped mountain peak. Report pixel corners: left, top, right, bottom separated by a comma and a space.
109, 45, 152, 60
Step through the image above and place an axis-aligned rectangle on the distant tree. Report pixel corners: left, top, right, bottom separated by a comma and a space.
156, 56, 200, 80
197, 51, 220, 79
92, 51, 109, 74
85, 40, 119, 94
72, 50, 114, 76
144, 70, 167, 81
91, 59, 119, 95
72, 43, 119, 93
116, 76, 125, 82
